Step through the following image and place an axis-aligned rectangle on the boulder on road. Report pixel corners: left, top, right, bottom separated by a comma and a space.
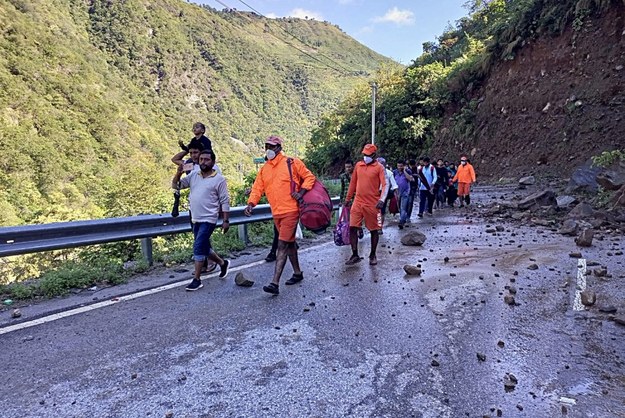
556, 195, 577, 208
235, 272, 254, 287
568, 202, 595, 219
558, 219, 578, 236
580, 290, 596, 306
403, 265, 422, 275
566, 164, 601, 193
401, 231, 427, 246
519, 176, 536, 186
575, 228, 594, 247
518, 190, 557, 210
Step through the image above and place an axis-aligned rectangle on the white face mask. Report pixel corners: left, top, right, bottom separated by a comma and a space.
363, 156, 373, 164
266, 149, 277, 160
461, 161, 467, 165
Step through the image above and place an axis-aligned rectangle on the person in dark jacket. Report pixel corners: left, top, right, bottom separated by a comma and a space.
446, 162, 458, 207
434, 159, 449, 209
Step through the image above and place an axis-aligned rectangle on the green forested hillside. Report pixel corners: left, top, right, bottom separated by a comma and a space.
306, 0, 624, 175
0, 0, 393, 226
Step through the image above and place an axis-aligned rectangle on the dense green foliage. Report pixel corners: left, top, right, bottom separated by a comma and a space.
0, 0, 391, 227
0, 0, 393, 285
306, 0, 622, 174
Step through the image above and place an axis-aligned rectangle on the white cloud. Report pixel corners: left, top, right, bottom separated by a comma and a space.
265, 12, 278, 19
338, 0, 355, 4
372, 7, 415, 26
288, 8, 324, 21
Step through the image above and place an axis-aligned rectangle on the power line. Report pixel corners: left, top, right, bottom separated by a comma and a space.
209, 0, 354, 75
234, 0, 357, 75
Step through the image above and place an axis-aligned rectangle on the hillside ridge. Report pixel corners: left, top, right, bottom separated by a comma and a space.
0, 0, 394, 226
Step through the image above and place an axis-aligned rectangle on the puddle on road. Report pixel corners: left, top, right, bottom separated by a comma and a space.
573, 258, 587, 311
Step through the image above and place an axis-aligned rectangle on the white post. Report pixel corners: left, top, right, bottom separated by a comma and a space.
371, 82, 377, 145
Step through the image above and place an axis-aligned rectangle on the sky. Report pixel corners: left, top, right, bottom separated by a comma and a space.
196, 0, 470, 65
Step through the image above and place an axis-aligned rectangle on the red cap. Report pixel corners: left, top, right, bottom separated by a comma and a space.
362, 144, 377, 155
265, 135, 283, 146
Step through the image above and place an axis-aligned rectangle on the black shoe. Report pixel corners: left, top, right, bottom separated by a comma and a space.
417, 213, 423, 218
398, 223, 404, 230
219, 259, 230, 278
185, 279, 203, 291
263, 283, 279, 295
264, 252, 277, 262
285, 272, 304, 285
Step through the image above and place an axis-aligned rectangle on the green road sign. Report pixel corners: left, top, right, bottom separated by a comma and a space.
253, 157, 265, 164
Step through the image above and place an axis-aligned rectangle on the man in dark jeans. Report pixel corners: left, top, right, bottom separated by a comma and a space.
172, 149, 231, 291
434, 159, 449, 209
407, 159, 418, 221
417, 157, 438, 217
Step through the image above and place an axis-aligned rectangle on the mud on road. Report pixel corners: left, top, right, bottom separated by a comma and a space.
0, 185, 624, 418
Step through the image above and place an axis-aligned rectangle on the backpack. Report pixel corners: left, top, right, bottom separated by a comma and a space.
287, 158, 333, 234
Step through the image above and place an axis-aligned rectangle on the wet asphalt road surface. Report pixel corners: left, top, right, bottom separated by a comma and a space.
1, 186, 624, 418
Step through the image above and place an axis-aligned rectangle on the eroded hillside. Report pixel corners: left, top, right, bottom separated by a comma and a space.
432, 3, 625, 178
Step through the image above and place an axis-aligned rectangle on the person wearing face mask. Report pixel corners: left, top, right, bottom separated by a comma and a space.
171, 138, 223, 274
452, 156, 476, 207
344, 144, 386, 266
172, 149, 231, 291
245, 135, 316, 295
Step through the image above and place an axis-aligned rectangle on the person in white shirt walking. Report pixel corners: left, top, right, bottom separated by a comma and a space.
172, 149, 231, 291
417, 156, 438, 218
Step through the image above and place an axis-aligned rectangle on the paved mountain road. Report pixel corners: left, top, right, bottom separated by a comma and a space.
1, 190, 624, 417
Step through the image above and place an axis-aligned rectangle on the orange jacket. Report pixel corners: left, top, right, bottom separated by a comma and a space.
452, 163, 476, 184
248, 152, 316, 216
346, 161, 386, 206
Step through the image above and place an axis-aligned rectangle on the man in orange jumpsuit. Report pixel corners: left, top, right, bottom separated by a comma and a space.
245, 136, 316, 295
452, 155, 477, 207
344, 144, 386, 266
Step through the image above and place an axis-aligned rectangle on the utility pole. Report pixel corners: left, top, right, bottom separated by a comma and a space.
371, 82, 377, 145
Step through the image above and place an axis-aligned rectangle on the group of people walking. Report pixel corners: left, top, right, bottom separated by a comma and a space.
172, 125, 317, 295
340, 151, 477, 228
172, 124, 476, 295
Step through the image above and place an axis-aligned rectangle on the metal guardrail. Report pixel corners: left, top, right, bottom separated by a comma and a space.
0, 198, 339, 264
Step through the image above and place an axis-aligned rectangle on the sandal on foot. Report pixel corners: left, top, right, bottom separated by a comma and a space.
285, 272, 304, 285
262, 283, 279, 295
369, 256, 378, 266
345, 255, 363, 265
200, 262, 217, 275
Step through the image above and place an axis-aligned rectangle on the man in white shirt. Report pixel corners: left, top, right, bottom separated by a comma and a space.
172, 149, 231, 291
417, 156, 438, 217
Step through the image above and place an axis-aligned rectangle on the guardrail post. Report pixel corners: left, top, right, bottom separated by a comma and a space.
238, 224, 248, 246
141, 238, 153, 266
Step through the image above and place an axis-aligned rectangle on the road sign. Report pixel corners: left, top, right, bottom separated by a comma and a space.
253, 157, 265, 164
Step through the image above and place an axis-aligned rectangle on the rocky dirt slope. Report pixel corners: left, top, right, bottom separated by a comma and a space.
433, 3, 625, 180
